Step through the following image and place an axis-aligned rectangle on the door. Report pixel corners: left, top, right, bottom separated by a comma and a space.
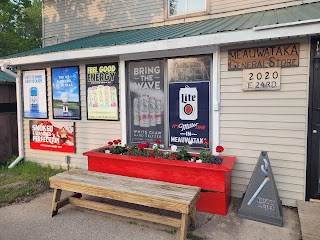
307, 38, 320, 200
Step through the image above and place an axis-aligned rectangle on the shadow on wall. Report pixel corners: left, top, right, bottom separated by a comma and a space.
44, 0, 164, 46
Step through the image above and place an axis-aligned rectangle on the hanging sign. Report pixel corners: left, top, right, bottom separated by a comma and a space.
127, 60, 164, 144
169, 82, 210, 148
51, 66, 81, 119
243, 68, 281, 91
23, 70, 48, 118
228, 43, 299, 71
86, 63, 119, 120
29, 120, 75, 153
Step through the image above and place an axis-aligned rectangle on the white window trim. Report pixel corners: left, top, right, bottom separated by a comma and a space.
119, 58, 127, 145
120, 46, 220, 149
211, 46, 220, 151
167, 0, 208, 18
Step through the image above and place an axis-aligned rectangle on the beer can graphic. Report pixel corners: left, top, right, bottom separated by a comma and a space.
179, 85, 198, 120
139, 95, 150, 127
149, 97, 156, 127
133, 97, 140, 126
155, 99, 161, 125
29, 87, 39, 112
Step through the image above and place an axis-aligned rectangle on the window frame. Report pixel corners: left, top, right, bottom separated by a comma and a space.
125, 54, 213, 150
166, 0, 209, 19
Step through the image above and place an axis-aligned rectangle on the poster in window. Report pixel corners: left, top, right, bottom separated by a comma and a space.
169, 82, 210, 148
23, 70, 48, 118
51, 66, 81, 119
86, 63, 119, 120
29, 120, 75, 153
128, 60, 164, 144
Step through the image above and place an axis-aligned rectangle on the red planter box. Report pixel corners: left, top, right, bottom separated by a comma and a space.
83, 147, 236, 215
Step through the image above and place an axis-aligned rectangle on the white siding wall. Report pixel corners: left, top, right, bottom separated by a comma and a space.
43, 0, 319, 46
23, 60, 122, 169
211, 0, 297, 14
43, 0, 164, 46
220, 39, 309, 207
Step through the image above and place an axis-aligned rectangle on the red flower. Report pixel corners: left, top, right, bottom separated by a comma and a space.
202, 139, 208, 145
144, 142, 150, 148
216, 145, 224, 153
117, 139, 121, 143
155, 139, 161, 144
113, 140, 119, 144
108, 141, 113, 145
137, 144, 144, 150
170, 154, 178, 159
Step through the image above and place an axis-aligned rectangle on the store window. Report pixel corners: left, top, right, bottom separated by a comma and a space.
127, 55, 211, 148
168, 56, 211, 148
168, 0, 206, 17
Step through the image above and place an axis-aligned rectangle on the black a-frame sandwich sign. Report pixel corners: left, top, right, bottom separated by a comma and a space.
238, 151, 283, 226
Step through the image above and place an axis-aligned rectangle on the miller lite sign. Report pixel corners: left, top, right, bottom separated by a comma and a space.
169, 82, 210, 148
179, 86, 198, 120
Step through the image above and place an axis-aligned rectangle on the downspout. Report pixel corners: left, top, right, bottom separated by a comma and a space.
0, 62, 24, 168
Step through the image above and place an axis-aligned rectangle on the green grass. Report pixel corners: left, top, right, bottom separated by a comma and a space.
0, 157, 64, 207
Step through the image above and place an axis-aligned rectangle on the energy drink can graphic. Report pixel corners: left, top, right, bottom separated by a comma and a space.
179, 85, 198, 120
110, 86, 117, 107
29, 87, 39, 112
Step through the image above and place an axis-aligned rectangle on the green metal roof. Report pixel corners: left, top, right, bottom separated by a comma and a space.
3, 1, 320, 60
0, 71, 15, 83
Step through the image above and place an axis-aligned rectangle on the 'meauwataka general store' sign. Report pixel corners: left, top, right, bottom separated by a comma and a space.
228, 43, 299, 71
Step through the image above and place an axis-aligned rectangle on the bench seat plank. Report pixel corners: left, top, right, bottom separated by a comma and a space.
50, 169, 200, 214
50, 169, 200, 240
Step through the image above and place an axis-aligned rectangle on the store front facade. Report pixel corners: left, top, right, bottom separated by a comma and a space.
1, 3, 320, 207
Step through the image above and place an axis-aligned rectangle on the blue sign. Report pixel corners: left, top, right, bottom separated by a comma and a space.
23, 70, 48, 119
51, 66, 81, 119
169, 82, 210, 148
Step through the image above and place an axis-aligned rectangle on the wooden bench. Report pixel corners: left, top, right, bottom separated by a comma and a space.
49, 169, 200, 240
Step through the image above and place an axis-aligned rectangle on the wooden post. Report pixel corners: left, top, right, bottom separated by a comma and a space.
177, 213, 188, 240
51, 189, 62, 217
190, 204, 197, 229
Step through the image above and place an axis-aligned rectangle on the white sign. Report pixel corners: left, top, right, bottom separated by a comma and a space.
243, 68, 281, 91
23, 70, 48, 118
179, 86, 198, 120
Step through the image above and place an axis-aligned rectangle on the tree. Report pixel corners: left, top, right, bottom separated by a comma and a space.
0, 0, 42, 57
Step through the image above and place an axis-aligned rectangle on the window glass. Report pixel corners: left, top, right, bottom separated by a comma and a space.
169, 0, 206, 16
168, 56, 211, 83
168, 56, 211, 148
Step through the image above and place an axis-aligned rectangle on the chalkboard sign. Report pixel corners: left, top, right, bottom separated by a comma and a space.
238, 151, 283, 227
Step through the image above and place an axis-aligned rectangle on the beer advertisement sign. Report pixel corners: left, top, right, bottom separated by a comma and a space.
23, 70, 48, 119
86, 63, 119, 120
51, 66, 81, 119
169, 82, 210, 148
29, 120, 75, 152
128, 60, 164, 144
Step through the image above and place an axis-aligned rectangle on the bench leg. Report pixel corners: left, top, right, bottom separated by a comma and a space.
190, 205, 197, 229
51, 189, 62, 217
177, 213, 188, 240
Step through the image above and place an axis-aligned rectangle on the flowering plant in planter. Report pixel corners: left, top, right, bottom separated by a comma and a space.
104, 139, 224, 165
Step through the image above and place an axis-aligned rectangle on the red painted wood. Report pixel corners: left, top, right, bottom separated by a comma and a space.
83, 147, 236, 215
